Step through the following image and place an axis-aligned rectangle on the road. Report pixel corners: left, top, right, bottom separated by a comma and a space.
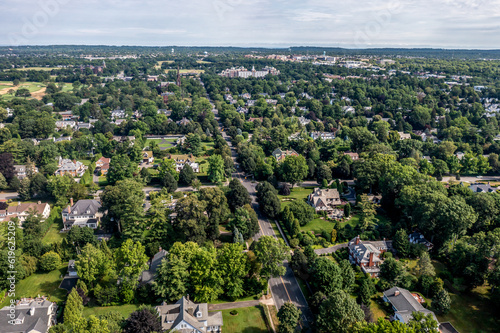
221, 130, 314, 328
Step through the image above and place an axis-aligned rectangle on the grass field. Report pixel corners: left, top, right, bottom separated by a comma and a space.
42, 221, 65, 244
218, 306, 270, 333
155, 60, 174, 69
14, 67, 59, 71
83, 304, 141, 318
0, 264, 67, 308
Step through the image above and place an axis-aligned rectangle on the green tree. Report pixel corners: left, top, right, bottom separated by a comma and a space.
417, 252, 435, 277
199, 187, 230, 240
183, 133, 202, 156
256, 181, 281, 218
39, 251, 61, 272
179, 163, 196, 185
359, 278, 375, 306
18, 177, 31, 201
75, 244, 112, 288
158, 158, 178, 181
107, 154, 136, 185
317, 291, 364, 333
217, 243, 248, 300
64, 288, 83, 330
207, 154, 225, 184
229, 206, 259, 240
380, 257, 404, 285
227, 179, 251, 211
153, 252, 189, 302
162, 172, 178, 193
174, 195, 209, 244
279, 155, 308, 188
0, 173, 7, 190
115, 239, 148, 284
311, 257, 342, 294
278, 302, 301, 333
393, 229, 410, 258
356, 194, 379, 231
254, 236, 290, 278
344, 202, 351, 217
288, 200, 314, 226
190, 246, 223, 302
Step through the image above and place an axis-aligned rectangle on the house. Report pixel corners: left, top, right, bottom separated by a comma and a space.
409, 232, 433, 251
140, 248, 168, 284
236, 106, 249, 114
156, 296, 223, 333
76, 122, 92, 130
343, 152, 359, 161
112, 136, 136, 144
177, 117, 191, 126
54, 158, 86, 177
398, 132, 412, 140
310, 132, 335, 140
272, 148, 298, 162
0, 297, 57, 333
383, 287, 438, 325
55, 120, 77, 130
14, 164, 38, 180
342, 106, 355, 114
239, 93, 251, 99
308, 188, 342, 214
177, 136, 187, 145
297, 116, 311, 126
111, 109, 126, 119
142, 151, 154, 164
2, 201, 51, 224
61, 199, 102, 230
170, 155, 200, 173
469, 182, 497, 193
67, 260, 78, 277
96, 157, 110, 175
348, 236, 392, 277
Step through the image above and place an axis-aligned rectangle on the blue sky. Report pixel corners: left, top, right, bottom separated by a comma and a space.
2, 0, 500, 48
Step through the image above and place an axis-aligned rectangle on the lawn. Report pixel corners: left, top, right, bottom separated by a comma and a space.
436, 286, 499, 333
83, 304, 141, 318
42, 220, 65, 244
14, 67, 59, 71
218, 306, 270, 333
0, 264, 68, 307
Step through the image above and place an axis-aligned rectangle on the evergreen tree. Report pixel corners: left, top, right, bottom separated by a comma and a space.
393, 229, 410, 258
64, 288, 83, 329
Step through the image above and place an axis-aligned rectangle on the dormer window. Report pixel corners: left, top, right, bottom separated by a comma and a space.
197, 311, 202, 317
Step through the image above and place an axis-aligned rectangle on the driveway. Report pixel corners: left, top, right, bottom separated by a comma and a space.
0, 191, 18, 200
314, 243, 348, 255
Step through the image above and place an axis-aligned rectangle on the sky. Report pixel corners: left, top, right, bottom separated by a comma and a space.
1, 0, 500, 48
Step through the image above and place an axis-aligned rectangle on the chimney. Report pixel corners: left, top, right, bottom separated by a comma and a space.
355, 235, 360, 245
395, 290, 400, 296
29, 307, 35, 316
369, 252, 374, 267
38, 201, 41, 205
70, 197, 74, 207
159, 246, 162, 253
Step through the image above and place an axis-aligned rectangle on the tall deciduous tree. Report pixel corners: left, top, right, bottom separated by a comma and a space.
316, 291, 364, 333
217, 243, 248, 300
227, 179, 251, 211
279, 155, 308, 188
107, 154, 136, 184
278, 302, 301, 333
254, 236, 290, 278
208, 154, 225, 184
256, 181, 281, 218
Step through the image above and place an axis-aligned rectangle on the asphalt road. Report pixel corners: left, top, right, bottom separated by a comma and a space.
222, 130, 314, 328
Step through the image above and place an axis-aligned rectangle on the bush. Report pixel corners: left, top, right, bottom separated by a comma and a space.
39, 251, 61, 272
230, 310, 238, 315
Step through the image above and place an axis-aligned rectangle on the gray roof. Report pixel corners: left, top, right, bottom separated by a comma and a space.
157, 297, 223, 332
0, 299, 55, 333
468, 183, 497, 193
439, 322, 460, 333
383, 287, 437, 324
140, 249, 167, 284
62, 199, 101, 216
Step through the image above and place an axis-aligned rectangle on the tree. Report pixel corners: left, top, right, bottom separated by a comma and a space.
393, 229, 410, 258
339, 259, 355, 292
199, 187, 230, 240
39, 251, 61, 272
344, 202, 351, 217
359, 278, 375, 306
256, 181, 281, 218
417, 252, 435, 277
229, 206, 259, 240
279, 155, 308, 188
288, 200, 314, 226
153, 252, 189, 302
162, 172, 178, 193
0, 173, 7, 190
107, 155, 136, 184
0, 153, 15, 181
254, 236, 290, 278
357, 194, 379, 231
16, 87, 31, 97
190, 246, 224, 303
75, 244, 111, 288
124, 306, 162, 333
380, 257, 404, 285
174, 195, 209, 244
100, 179, 145, 235
217, 243, 248, 300
183, 133, 202, 156
317, 291, 364, 333
208, 154, 225, 184
278, 302, 301, 333
316, 164, 332, 184
227, 179, 251, 211
311, 257, 342, 294
115, 239, 149, 284
179, 163, 196, 185
64, 288, 83, 330
18, 177, 31, 201
67, 227, 97, 249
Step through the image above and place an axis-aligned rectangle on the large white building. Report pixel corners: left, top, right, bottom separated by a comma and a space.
219, 66, 280, 78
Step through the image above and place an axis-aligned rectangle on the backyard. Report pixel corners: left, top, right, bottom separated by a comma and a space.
83, 304, 141, 318
218, 306, 270, 333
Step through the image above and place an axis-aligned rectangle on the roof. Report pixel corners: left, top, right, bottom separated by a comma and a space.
141, 249, 167, 284
383, 287, 437, 324
439, 322, 460, 333
6, 202, 49, 217
157, 297, 223, 332
469, 183, 496, 193
309, 188, 340, 208
143, 151, 153, 159
0, 299, 54, 333
62, 199, 101, 216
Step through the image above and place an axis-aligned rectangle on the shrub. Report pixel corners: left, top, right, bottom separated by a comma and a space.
230, 310, 238, 315
39, 251, 61, 272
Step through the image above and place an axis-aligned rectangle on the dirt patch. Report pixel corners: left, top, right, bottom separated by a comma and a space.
31, 87, 47, 100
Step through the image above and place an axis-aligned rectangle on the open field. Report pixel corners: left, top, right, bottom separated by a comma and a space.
155, 60, 174, 69
0, 264, 68, 308
14, 67, 59, 71
0, 81, 47, 101
218, 306, 270, 333
83, 304, 141, 318
42, 221, 65, 244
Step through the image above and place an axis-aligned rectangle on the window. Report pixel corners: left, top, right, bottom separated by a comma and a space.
197, 311, 202, 318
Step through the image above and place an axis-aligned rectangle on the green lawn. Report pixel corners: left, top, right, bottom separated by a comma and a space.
0, 264, 67, 307
210, 294, 260, 304
301, 217, 335, 234
42, 220, 65, 244
83, 304, 141, 318
15, 67, 59, 71
278, 187, 314, 204
218, 306, 270, 333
